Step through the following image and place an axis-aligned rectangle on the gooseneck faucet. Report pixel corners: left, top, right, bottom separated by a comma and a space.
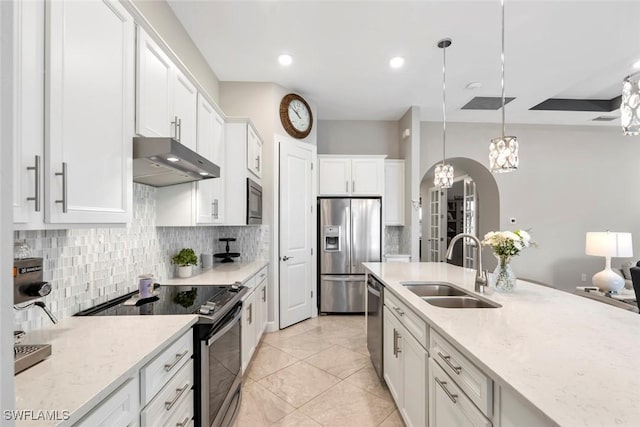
445, 233, 488, 293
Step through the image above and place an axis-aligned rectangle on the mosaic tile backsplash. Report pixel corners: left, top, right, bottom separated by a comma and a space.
14, 184, 269, 332
384, 226, 411, 255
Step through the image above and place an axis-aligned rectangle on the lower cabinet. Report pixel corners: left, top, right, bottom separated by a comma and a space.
74, 377, 139, 427
429, 359, 492, 427
383, 306, 427, 427
241, 266, 269, 373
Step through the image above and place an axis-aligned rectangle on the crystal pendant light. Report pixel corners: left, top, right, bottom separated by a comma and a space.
434, 38, 454, 188
489, 0, 519, 173
621, 72, 640, 135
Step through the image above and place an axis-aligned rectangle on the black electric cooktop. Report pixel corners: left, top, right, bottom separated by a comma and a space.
75, 284, 245, 317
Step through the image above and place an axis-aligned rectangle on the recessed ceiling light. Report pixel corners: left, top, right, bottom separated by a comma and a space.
278, 54, 293, 66
389, 56, 405, 69
465, 81, 483, 89
166, 157, 179, 162
633, 60, 640, 69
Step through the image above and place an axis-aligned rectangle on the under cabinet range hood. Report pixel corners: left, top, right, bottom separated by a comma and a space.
132, 137, 220, 187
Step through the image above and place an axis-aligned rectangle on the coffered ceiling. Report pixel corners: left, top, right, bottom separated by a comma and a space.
168, 0, 640, 126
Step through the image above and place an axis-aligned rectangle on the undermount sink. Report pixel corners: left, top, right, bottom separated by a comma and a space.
401, 281, 466, 297
422, 296, 501, 309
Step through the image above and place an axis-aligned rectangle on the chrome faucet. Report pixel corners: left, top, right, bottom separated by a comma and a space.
445, 233, 489, 293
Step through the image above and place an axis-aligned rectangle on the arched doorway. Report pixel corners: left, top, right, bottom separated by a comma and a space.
419, 158, 500, 269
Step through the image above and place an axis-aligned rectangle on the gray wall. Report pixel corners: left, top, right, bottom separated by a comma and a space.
317, 120, 400, 157
131, 0, 220, 101
421, 121, 640, 292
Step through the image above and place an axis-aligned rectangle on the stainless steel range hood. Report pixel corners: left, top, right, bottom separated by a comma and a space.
133, 137, 220, 187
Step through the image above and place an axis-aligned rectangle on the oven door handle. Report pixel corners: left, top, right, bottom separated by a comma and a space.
205, 305, 242, 346
366, 285, 381, 298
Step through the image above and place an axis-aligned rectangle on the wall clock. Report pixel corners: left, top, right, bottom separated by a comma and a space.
279, 93, 313, 139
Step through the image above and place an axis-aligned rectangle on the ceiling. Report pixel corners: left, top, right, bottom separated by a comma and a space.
168, 0, 640, 126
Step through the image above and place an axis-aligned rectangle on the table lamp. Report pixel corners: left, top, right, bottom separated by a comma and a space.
585, 231, 633, 293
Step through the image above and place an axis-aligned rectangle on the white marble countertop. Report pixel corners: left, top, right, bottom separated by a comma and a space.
363, 262, 640, 427
163, 260, 268, 286
14, 315, 198, 426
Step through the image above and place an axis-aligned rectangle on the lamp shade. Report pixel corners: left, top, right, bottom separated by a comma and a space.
585, 232, 633, 257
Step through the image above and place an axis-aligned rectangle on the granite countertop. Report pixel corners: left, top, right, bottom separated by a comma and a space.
14, 315, 198, 426
363, 261, 640, 427
162, 260, 268, 286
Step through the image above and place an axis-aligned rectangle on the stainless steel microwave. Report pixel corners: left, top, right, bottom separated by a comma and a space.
247, 178, 262, 224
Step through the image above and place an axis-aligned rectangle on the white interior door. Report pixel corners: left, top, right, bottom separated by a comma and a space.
463, 178, 477, 269
428, 188, 444, 262
279, 138, 314, 328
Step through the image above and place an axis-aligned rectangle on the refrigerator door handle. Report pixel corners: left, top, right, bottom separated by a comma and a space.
322, 276, 364, 282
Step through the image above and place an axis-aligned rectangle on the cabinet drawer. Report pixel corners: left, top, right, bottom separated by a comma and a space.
385, 291, 428, 347
256, 266, 268, 284
74, 377, 139, 427
140, 330, 193, 406
430, 331, 492, 417
141, 359, 194, 426
162, 389, 194, 427
429, 359, 492, 427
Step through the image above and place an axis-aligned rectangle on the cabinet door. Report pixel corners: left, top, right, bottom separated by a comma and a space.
196, 95, 215, 224
247, 125, 262, 178
352, 158, 384, 196
172, 68, 197, 151
318, 157, 351, 195
241, 292, 257, 373
257, 278, 268, 342
46, 0, 134, 224
401, 325, 428, 427
75, 377, 139, 427
13, 0, 44, 227
136, 27, 172, 138
211, 111, 226, 223
383, 307, 403, 405
429, 359, 492, 427
384, 160, 405, 226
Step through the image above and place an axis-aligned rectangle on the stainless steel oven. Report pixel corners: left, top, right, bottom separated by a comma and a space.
247, 178, 262, 224
195, 301, 243, 427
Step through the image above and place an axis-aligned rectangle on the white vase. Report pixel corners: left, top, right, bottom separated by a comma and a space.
177, 265, 193, 278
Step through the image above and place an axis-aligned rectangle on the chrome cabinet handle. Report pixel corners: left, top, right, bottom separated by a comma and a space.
165, 383, 189, 411
212, 200, 219, 219
55, 162, 67, 213
172, 116, 178, 139
26, 155, 41, 212
249, 303, 253, 324
393, 329, 401, 357
393, 306, 405, 317
435, 377, 458, 403
177, 118, 182, 142
164, 350, 189, 372
438, 351, 462, 374
255, 156, 260, 171
282, 256, 293, 261
262, 286, 266, 302
176, 416, 190, 427
352, 180, 355, 193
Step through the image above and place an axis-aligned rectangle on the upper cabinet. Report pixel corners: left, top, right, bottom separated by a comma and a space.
247, 125, 263, 179
44, 0, 134, 224
385, 160, 405, 226
136, 28, 197, 150
318, 155, 385, 196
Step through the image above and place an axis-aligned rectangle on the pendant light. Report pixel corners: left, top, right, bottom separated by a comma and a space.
489, 0, 519, 173
434, 38, 454, 188
621, 72, 640, 135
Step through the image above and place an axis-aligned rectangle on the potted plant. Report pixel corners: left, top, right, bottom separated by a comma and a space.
172, 248, 198, 278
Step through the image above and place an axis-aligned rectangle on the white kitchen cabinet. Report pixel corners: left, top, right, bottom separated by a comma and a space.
430, 359, 492, 427
384, 160, 405, 226
241, 287, 257, 373
225, 119, 263, 225
136, 27, 197, 148
13, 0, 44, 228
255, 267, 268, 342
46, 0, 134, 224
318, 155, 385, 196
247, 125, 263, 178
74, 377, 139, 427
383, 306, 427, 427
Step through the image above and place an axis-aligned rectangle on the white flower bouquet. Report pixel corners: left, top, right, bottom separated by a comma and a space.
481, 230, 533, 259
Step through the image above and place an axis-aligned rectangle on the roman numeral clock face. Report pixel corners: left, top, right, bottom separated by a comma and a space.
280, 94, 313, 139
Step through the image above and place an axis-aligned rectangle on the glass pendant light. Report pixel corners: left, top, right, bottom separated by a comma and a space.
489, 0, 519, 173
434, 38, 454, 188
621, 72, 640, 135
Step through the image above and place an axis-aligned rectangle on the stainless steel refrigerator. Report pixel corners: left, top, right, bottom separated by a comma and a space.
319, 198, 381, 313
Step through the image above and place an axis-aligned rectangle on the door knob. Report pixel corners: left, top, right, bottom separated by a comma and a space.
282, 256, 294, 261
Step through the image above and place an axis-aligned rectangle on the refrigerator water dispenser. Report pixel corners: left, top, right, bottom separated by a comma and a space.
323, 226, 341, 252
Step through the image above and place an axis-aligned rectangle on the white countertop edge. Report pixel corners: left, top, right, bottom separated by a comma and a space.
162, 260, 269, 286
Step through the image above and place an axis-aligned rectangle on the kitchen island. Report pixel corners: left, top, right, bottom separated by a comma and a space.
364, 262, 640, 427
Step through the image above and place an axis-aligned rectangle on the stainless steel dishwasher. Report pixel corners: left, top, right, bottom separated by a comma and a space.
366, 274, 384, 379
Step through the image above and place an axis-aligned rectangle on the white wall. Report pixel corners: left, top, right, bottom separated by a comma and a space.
317, 120, 399, 157
421, 121, 640, 292
219, 81, 318, 326
130, 0, 220, 101
400, 107, 421, 261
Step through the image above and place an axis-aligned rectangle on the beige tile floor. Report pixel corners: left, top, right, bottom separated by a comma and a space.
233, 315, 406, 427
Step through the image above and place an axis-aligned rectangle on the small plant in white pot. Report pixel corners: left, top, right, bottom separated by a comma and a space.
172, 248, 198, 278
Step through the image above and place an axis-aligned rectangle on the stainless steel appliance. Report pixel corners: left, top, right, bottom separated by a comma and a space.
319, 198, 381, 313
366, 275, 384, 379
76, 284, 247, 427
247, 178, 262, 224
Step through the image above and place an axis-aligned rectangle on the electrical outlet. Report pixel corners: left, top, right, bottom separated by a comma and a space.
581, 273, 587, 282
